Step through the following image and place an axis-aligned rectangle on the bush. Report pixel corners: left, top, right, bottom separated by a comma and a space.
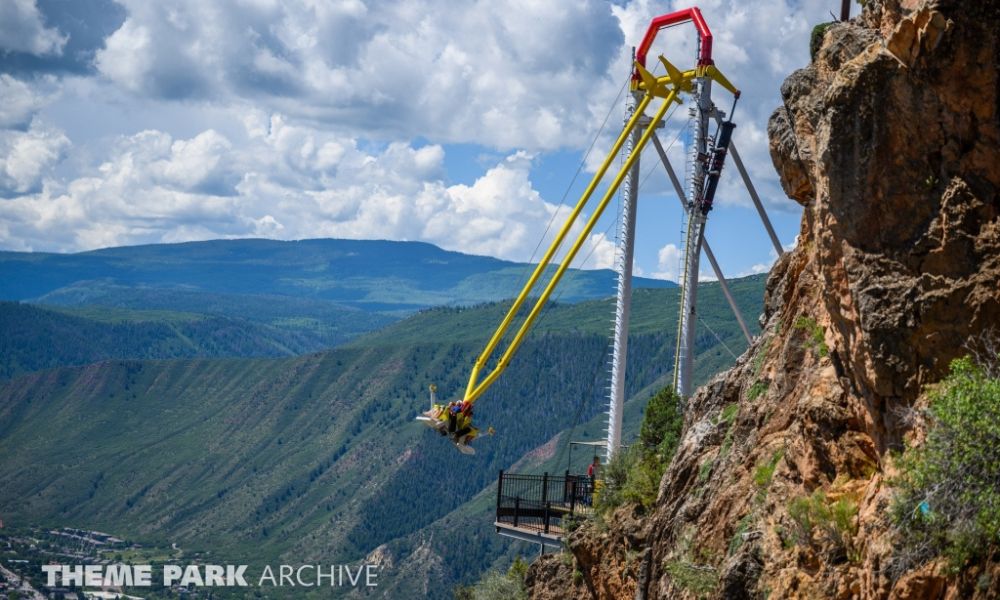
718, 403, 739, 425
788, 488, 860, 563
728, 514, 754, 556
716, 404, 739, 461
598, 387, 684, 512
596, 444, 634, 510
889, 356, 1000, 573
752, 450, 784, 489
663, 560, 718, 598
458, 557, 529, 600
596, 445, 660, 510
794, 316, 828, 358
639, 386, 684, 460
810, 22, 836, 61
747, 380, 768, 402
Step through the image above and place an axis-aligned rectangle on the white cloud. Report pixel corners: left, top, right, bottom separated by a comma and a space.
0, 75, 54, 129
652, 242, 681, 281
0, 0, 67, 56
92, 0, 622, 149
0, 121, 69, 195
0, 118, 615, 267
94, 18, 156, 94
737, 263, 770, 277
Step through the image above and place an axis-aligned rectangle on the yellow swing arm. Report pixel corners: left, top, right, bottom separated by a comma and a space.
461, 57, 715, 406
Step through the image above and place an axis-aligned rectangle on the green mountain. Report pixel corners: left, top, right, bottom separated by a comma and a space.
0, 238, 680, 375
0, 275, 763, 598
0, 238, 675, 312
0, 301, 390, 380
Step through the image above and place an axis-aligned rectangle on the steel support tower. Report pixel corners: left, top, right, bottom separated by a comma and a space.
606, 87, 642, 460
605, 7, 785, 458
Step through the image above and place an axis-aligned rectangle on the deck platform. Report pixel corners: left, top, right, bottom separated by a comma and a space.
494, 470, 594, 550
494, 521, 564, 549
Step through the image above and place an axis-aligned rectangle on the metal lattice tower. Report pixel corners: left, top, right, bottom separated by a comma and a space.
604, 6, 785, 457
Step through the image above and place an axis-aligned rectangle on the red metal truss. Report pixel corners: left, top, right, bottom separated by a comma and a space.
635, 6, 714, 76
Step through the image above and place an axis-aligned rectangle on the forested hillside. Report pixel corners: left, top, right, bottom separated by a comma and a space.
0, 275, 764, 597
0, 238, 680, 375
0, 302, 384, 379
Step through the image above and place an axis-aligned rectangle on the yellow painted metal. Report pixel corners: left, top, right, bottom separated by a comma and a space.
705, 65, 739, 96
465, 83, 681, 405
658, 56, 689, 95
634, 61, 664, 96
636, 62, 697, 98
461, 90, 655, 401
633, 61, 738, 101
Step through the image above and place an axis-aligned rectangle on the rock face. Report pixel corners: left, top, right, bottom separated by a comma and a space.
527, 1, 999, 598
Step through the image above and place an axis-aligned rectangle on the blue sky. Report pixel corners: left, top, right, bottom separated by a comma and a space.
0, 0, 837, 281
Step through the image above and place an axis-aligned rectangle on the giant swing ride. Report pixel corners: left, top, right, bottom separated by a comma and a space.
417, 7, 783, 459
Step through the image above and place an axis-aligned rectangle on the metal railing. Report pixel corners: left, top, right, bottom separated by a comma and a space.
495, 470, 595, 535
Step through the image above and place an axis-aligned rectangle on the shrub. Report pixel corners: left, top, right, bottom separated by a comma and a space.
751, 336, 771, 378
597, 445, 660, 510
508, 556, 529, 581
810, 22, 836, 61
664, 560, 718, 599
717, 404, 739, 460
889, 356, 1000, 573
719, 430, 734, 459
788, 489, 860, 563
467, 571, 527, 600
697, 458, 714, 484
459, 557, 529, 600
596, 444, 634, 511
747, 380, 768, 402
598, 387, 684, 512
728, 514, 754, 556
794, 316, 828, 358
718, 403, 739, 425
753, 450, 784, 489
639, 386, 684, 460
622, 451, 667, 508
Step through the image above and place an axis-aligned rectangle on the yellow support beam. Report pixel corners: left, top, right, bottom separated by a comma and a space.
461, 91, 654, 401
636, 62, 739, 99
705, 65, 739, 97
465, 84, 681, 405
635, 60, 696, 98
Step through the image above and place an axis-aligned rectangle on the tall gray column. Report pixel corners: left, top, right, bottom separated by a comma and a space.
606, 89, 642, 461
674, 76, 713, 399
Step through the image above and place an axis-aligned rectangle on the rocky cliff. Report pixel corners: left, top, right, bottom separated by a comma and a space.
526, 0, 999, 598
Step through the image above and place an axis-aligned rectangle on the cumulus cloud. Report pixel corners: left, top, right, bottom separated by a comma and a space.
652, 242, 682, 281
92, 0, 622, 149
737, 263, 771, 277
0, 117, 615, 266
0, 0, 67, 56
0, 74, 52, 129
0, 121, 69, 196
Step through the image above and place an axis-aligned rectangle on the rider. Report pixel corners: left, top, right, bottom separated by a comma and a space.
449, 400, 476, 444
423, 394, 482, 448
